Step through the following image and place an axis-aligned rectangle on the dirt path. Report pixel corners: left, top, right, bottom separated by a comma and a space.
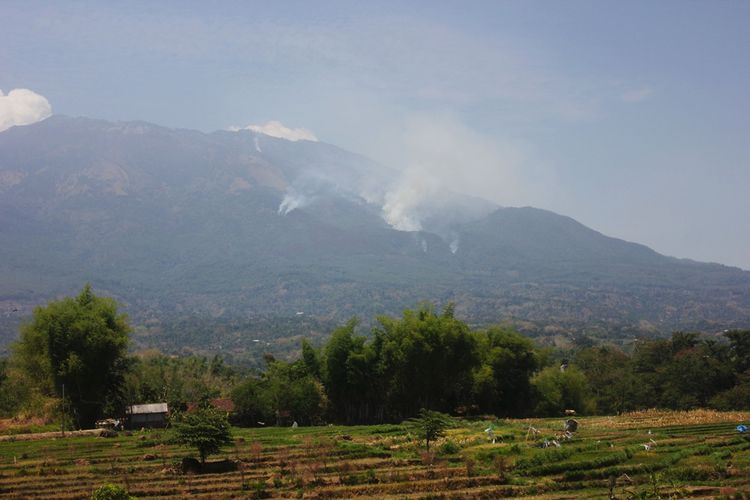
0, 428, 106, 442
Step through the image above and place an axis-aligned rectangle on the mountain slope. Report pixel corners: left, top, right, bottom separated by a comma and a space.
1, 116, 749, 349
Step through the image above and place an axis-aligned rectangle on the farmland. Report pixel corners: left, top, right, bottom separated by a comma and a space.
1, 410, 750, 499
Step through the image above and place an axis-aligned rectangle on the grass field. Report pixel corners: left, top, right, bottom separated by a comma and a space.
1, 410, 750, 499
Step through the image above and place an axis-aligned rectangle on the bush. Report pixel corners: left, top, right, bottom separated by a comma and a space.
91, 484, 134, 500
439, 439, 460, 455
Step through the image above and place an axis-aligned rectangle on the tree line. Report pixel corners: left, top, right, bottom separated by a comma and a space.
231, 306, 750, 426
1, 285, 749, 428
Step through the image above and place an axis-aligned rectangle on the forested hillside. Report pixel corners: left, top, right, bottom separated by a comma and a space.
1, 116, 749, 352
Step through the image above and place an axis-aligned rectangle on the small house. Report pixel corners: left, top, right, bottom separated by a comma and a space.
125, 403, 169, 429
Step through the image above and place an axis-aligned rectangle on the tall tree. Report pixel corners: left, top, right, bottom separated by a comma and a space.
574, 346, 638, 415
13, 284, 130, 427
531, 366, 594, 416
375, 304, 478, 419
725, 330, 750, 374
473, 327, 538, 416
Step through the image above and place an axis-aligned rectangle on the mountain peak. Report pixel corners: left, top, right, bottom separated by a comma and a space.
1, 115, 749, 347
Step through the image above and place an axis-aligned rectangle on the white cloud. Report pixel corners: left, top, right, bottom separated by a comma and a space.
0, 88, 52, 132
231, 120, 318, 142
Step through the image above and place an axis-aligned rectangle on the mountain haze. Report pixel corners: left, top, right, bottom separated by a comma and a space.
1, 116, 749, 350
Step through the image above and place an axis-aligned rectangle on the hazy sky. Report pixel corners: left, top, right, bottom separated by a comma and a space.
1, 1, 749, 269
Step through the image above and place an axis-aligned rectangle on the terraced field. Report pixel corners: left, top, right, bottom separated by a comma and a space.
1, 410, 749, 498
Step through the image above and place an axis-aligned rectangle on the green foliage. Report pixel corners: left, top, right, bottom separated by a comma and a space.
632, 333, 736, 410
575, 346, 638, 414
171, 406, 233, 463
439, 439, 460, 455
323, 318, 379, 423
473, 326, 538, 416
232, 354, 327, 426
12, 284, 130, 427
375, 304, 478, 419
531, 366, 594, 416
91, 484, 134, 500
726, 329, 750, 373
123, 351, 238, 412
404, 408, 452, 450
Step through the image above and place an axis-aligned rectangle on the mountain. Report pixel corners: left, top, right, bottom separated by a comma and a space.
1, 116, 749, 353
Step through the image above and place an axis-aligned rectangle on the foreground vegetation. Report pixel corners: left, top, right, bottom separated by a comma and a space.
1, 410, 750, 499
2, 285, 750, 430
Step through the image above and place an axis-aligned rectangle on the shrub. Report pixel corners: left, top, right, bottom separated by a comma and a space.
91, 484, 134, 500
439, 439, 460, 455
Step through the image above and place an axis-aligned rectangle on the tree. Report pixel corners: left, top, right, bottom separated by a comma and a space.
531, 366, 594, 416
725, 330, 750, 373
322, 318, 383, 424
231, 377, 273, 426
375, 304, 478, 419
405, 408, 451, 450
574, 346, 639, 414
13, 284, 130, 428
172, 406, 233, 464
473, 327, 538, 416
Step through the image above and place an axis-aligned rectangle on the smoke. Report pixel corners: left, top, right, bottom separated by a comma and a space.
449, 237, 459, 254
278, 188, 310, 215
379, 113, 542, 232
0, 88, 52, 132
381, 165, 440, 231
232, 120, 318, 142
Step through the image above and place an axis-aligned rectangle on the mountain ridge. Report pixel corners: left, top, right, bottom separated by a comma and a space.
1, 116, 748, 352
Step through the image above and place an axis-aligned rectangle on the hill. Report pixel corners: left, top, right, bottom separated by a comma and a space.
1, 116, 749, 352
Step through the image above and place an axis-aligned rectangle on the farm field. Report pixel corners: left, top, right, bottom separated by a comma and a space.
1, 410, 750, 499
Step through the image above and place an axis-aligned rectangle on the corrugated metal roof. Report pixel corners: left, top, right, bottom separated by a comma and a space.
128, 403, 168, 414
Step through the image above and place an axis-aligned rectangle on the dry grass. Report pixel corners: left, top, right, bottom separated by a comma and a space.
583, 409, 750, 430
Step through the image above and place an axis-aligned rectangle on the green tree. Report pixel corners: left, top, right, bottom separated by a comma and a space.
172, 406, 233, 464
473, 327, 538, 416
13, 284, 130, 427
264, 358, 328, 426
233, 352, 327, 427
575, 346, 638, 414
531, 366, 594, 416
405, 408, 452, 450
322, 318, 384, 423
231, 377, 273, 426
725, 330, 750, 373
375, 304, 478, 419
301, 339, 322, 379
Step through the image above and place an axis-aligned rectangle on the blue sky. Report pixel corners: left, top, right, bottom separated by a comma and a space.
1, 1, 749, 268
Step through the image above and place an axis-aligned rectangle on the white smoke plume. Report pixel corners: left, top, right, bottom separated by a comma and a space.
449, 237, 460, 254
232, 120, 318, 142
379, 113, 539, 233
381, 165, 440, 231
0, 88, 52, 132
278, 188, 310, 215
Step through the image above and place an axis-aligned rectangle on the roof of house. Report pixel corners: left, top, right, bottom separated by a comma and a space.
127, 403, 168, 414
211, 398, 235, 412
186, 398, 235, 413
